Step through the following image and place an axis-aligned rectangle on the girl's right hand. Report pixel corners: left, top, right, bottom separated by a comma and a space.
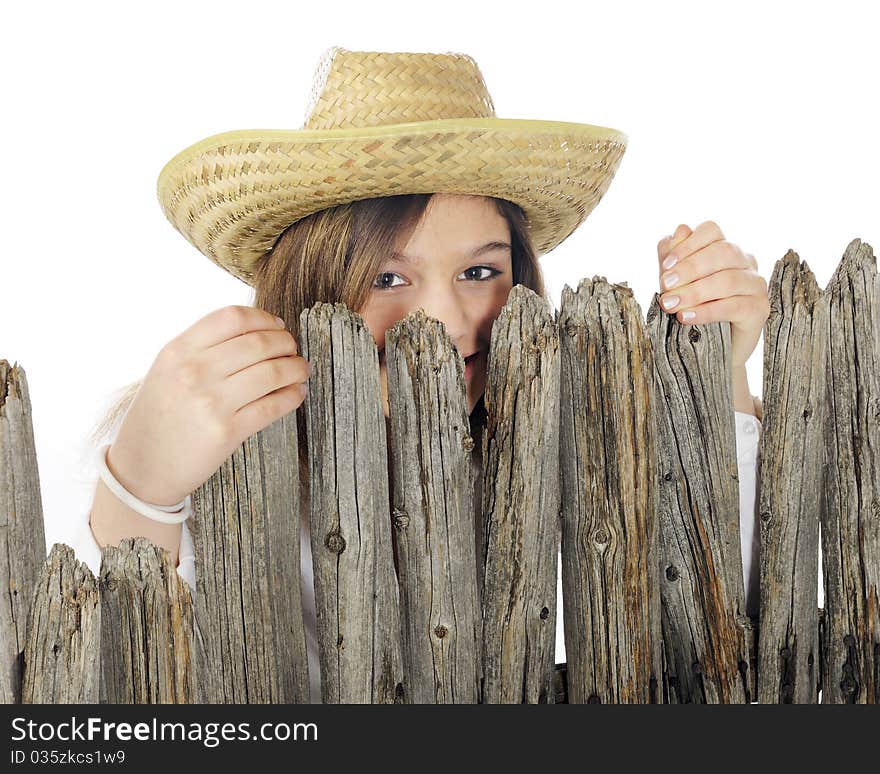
106, 305, 311, 507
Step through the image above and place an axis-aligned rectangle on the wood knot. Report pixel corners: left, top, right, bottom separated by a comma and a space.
803, 404, 813, 420
593, 528, 610, 544
461, 434, 475, 452
434, 624, 448, 639
540, 606, 550, 620
563, 320, 584, 337
760, 510, 772, 523
687, 327, 701, 343
392, 508, 410, 530
325, 530, 346, 554
665, 565, 680, 581
587, 694, 601, 704
103, 579, 117, 592
663, 471, 673, 482
780, 647, 791, 659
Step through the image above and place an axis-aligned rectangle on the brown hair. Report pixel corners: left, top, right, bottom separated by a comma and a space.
88, 193, 547, 489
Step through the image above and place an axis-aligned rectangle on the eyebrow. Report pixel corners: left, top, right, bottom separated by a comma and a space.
389, 241, 512, 265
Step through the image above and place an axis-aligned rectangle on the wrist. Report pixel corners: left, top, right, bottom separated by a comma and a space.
106, 442, 187, 508
732, 365, 755, 415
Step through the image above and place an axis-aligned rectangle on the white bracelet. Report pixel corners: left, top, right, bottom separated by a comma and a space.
95, 443, 191, 525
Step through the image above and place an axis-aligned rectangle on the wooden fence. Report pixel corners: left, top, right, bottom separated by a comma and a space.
1, 238, 877, 704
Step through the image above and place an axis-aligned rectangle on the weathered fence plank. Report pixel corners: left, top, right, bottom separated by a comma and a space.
384, 311, 481, 703
757, 250, 825, 703
0, 361, 47, 704
649, 292, 751, 703
21, 544, 99, 703
6, 240, 876, 705
818, 238, 880, 703
559, 278, 663, 703
479, 286, 561, 703
300, 302, 404, 703
190, 410, 310, 703
99, 537, 192, 703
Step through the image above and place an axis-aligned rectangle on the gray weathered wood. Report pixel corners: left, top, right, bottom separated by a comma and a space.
559, 278, 663, 703
0, 360, 47, 704
99, 537, 192, 703
385, 310, 481, 703
818, 238, 880, 703
757, 249, 824, 703
190, 410, 310, 703
300, 302, 404, 703
21, 544, 99, 703
649, 291, 751, 703
479, 286, 560, 703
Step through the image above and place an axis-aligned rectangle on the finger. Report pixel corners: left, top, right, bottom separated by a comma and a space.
660, 268, 765, 315
177, 305, 286, 353
225, 354, 312, 414
212, 328, 300, 379
670, 293, 767, 326
664, 220, 726, 267
233, 382, 306, 441
657, 224, 693, 271
659, 240, 752, 293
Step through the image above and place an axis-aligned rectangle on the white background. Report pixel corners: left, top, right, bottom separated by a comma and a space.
2, 0, 874, 637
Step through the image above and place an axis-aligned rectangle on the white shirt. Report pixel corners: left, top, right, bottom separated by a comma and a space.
70, 410, 762, 704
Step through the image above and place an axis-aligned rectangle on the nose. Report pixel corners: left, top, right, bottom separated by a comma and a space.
415, 283, 472, 355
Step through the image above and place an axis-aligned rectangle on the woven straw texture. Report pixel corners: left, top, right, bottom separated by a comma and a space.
157, 48, 628, 286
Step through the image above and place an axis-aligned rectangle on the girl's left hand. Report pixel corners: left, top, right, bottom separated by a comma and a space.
656, 221, 770, 369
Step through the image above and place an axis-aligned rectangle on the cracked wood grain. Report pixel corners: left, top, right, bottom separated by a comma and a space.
479, 286, 560, 704
757, 249, 825, 703
560, 278, 663, 704
385, 310, 481, 703
190, 409, 310, 703
299, 302, 404, 703
0, 361, 47, 704
21, 544, 99, 703
817, 239, 880, 704
98, 537, 192, 703
649, 286, 751, 703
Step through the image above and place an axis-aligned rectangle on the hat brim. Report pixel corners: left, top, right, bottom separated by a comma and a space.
157, 117, 628, 286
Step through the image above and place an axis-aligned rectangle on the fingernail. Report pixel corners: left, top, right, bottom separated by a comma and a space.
307, 361, 314, 375
300, 382, 309, 397
662, 254, 679, 271
275, 315, 286, 327
662, 295, 680, 310
662, 272, 679, 290
682, 311, 696, 320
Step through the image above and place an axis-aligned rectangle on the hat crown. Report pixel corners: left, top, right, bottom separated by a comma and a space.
302, 47, 497, 131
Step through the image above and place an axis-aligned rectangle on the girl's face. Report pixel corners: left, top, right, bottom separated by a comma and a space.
357, 193, 515, 419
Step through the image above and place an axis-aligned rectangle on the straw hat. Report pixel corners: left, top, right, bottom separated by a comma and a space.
156, 47, 628, 287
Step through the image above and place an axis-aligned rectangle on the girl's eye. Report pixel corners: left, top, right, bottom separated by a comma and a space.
462, 266, 501, 282
373, 271, 405, 290
372, 266, 502, 291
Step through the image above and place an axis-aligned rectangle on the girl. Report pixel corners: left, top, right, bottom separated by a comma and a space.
72, 48, 767, 703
